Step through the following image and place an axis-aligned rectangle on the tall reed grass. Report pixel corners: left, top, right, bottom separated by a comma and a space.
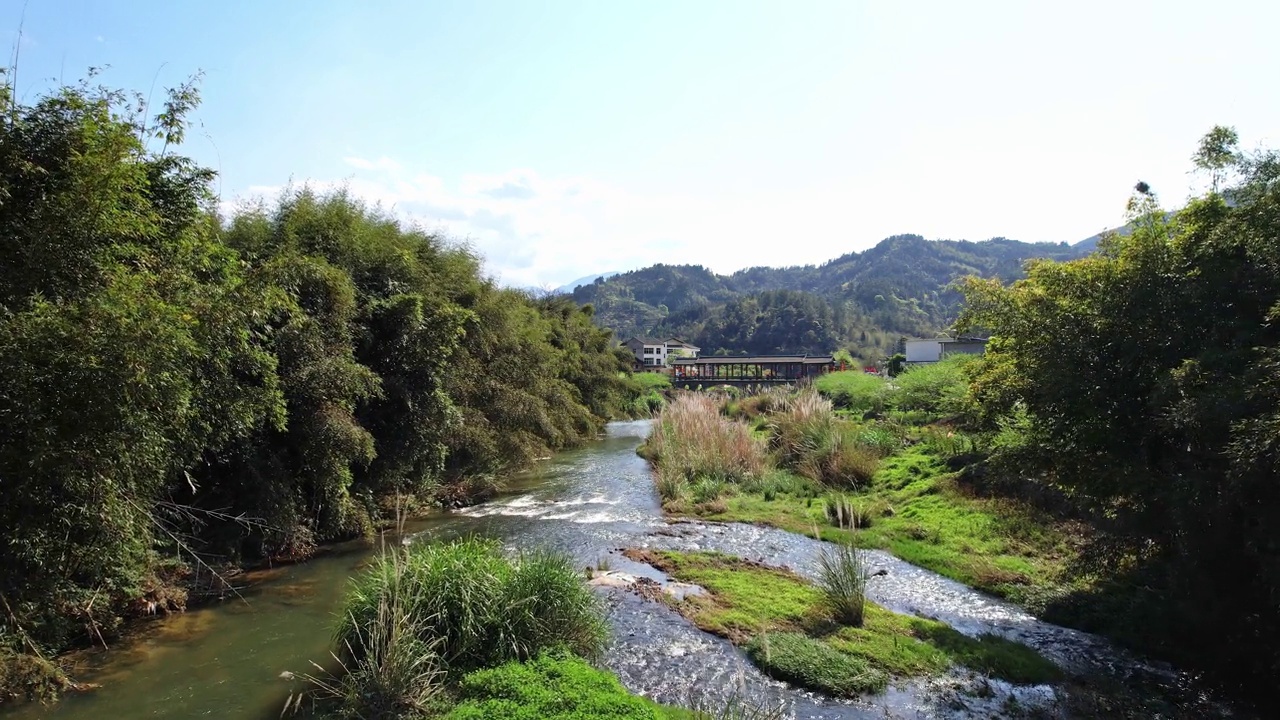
644, 395, 767, 503
816, 542, 868, 627
767, 391, 880, 488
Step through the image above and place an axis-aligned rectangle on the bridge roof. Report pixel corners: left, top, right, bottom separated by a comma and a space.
671, 354, 834, 366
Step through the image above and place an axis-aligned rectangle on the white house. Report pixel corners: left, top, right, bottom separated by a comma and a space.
904, 336, 987, 364
622, 337, 701, 367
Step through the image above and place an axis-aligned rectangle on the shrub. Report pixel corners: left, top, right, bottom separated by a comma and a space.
854, 423, 904, 457
744, 632, 886, 697
307, 572, 443, 719
691, 476, 729, 504
816, 542, 867, 626
0, 647, 71, 704
814, 371, 888, 415
890, 355, 979, 418
920, 426, 975, 458
796, 433, 880, 489
655, 465, 687, 503
335, 538, 607, 680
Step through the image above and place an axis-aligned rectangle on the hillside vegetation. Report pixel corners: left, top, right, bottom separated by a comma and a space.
570, 236, 1087, 358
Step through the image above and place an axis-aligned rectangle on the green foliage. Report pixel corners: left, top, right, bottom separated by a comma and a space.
890, 354, 978, 418
746, 632, 886, 697
0, 76, 632, 669
814, 371, 888, 415
958, 129, 1280, 699
0, 647, 71, 704
572, 237, 1087, 357
641, 395, 767, 505
635, 550, 1059, 697
445, 652, 674, 720
815, 543, 867, 626
767, 392, 880, 488
336, 538, 607, 679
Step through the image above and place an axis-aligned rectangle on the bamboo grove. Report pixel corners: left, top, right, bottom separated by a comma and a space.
0, 76, 636, 677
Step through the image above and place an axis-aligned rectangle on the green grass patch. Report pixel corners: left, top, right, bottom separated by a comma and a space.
630, 371, 673, 391
445, 651, 681, 720
688, 445, 1075, 607
625, 550, 1060, 697
745, 632, 886, 697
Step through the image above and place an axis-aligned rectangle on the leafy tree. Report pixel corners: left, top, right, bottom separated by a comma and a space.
958, 129, 1280, 700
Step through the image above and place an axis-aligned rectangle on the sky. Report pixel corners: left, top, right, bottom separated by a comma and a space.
6, 1, 1279, 288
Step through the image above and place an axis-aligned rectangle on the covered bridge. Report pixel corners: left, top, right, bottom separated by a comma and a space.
670, 354, 836, 388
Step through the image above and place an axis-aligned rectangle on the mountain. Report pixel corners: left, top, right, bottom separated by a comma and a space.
554, 270, 625, 295
570, 234, 1090, 359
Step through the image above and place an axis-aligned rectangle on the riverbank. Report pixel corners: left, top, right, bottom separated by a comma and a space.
636, 385, 1245, 716
639, 387, 1081, 611
622, 548, 1060, 697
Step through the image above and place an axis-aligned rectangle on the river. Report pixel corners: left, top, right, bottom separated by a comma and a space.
5, 420, 1209, 719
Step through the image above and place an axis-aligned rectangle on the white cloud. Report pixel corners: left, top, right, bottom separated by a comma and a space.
221, 152, 1127, 290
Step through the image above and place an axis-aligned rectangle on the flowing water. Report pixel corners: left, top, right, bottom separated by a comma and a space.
6, 421, 1204, 719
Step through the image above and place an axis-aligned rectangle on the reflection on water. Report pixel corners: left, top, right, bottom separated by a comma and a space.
4, 420, 1181, 719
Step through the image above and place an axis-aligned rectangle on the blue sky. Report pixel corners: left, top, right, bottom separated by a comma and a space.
7, 1, 1278, 287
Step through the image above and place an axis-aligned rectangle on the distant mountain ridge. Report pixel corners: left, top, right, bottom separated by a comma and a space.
569, 234, 1091, 359
553, 270, 625, 295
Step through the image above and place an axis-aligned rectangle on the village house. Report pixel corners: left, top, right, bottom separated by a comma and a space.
622, 337, 701, 368
903, 336, 988, 364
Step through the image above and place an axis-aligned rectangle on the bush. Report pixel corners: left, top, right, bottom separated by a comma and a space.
744, 632, 886, 697
336, 538, 607, 680
854, 423, 905, 457
814, 371, 888, 415
309, 577, 442, 719
816, 542, 867, 626
0, 647, 71, 704
767, 392, 838, 467
890, 355, 979, 418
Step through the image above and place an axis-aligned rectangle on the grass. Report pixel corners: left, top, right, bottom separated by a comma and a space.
444, 651, 676, 720
625, 550, 1060, 697
444, 651, 790, 720
746, 632, 886, 697
631, 371, 674, 391
687, 445, 1076, 608
335, 538, 607, 680
626, 371, 673, 417
641, 394, 766, 504
816, 542, 866, 626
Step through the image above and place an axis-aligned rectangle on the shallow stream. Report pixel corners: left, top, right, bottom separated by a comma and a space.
6, 421, 1195, 718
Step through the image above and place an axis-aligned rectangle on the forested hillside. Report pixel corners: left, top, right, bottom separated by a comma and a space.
571, 236, 1088, 357
0, 77, 642, 694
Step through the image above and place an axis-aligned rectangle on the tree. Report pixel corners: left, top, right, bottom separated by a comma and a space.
1191, 124, 1240, 193
957, 127, 1280, 700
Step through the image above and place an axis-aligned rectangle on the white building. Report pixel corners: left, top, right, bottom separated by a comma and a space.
904, 336, 988, 364
622, 337, 701, 368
